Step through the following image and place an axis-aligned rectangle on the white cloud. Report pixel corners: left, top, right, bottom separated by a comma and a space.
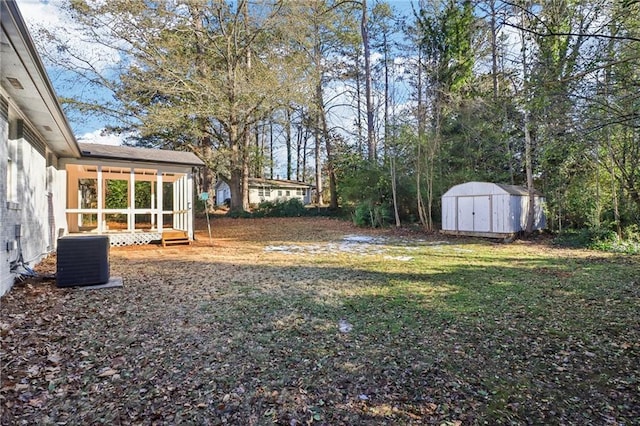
16, 0, 121, 73
15, 0, 59, 28
78, 129, 123, 146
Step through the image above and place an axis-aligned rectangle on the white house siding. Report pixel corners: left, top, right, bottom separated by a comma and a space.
249, 187, 306, 205
1, 139, 55, 296
1, 97, 11, 295
216, 182, 231, 206
216, 180, 312, 206
0, 102, 65, 295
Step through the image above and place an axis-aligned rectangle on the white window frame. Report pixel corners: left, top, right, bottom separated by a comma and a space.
7, 138, 18, 204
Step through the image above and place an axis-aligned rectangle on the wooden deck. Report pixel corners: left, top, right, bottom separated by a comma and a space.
161, 230, 191, 247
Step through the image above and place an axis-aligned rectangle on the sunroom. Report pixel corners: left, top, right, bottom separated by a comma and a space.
61, 143, 204, 246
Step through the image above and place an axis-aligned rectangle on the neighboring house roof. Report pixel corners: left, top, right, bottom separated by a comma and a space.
78, 143, 204, 167
216, 177, 314, 190
1, 1, 80, 158
248, 178, 313, 189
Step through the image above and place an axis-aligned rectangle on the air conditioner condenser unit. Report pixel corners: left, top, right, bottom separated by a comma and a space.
56, 236, 110, 287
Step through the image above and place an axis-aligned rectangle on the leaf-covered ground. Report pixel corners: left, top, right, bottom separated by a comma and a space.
1, 217, 638, 425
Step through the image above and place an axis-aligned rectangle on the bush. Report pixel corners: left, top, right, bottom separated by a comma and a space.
555, 227, 640, 254
352, 201, 390, 228
226, 209, 252, 219
253, 198, 307, 218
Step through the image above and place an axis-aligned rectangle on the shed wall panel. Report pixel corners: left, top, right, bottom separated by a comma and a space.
441, 197, 457, 231
492, 194, 515, 233
516, 196, 527, 231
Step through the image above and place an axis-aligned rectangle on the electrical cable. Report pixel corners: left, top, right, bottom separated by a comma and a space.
9, 233, 56, 281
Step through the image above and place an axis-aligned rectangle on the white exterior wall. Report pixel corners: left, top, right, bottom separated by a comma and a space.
1, 119, 66, 296
17, 139, 49, 258
0, 138, 50, 296
216, 181, 231, 206
0, 103, 11, 295
250, 187, 307, 205
216, 181, 311, 206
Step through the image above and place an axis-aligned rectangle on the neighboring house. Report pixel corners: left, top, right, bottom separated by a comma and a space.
0, 1, 203, 296
215, 177, 314, 206
441, 181, 546, 238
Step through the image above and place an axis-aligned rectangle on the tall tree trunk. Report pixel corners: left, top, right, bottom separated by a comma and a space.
314, 120, 323, 205
362, 0, 376, 161
242, 0, 251, 210
229, 119, 245, 212
302, 127, 308, 183
355, 48, 364, 157
285, 107, 292, 180
243, 123, 251, 210
390, 156, 400, 227
320, 103, 338, 209
416, 49, 428, 228
383, 32, 390, 148
524, 109, 535, 234
489, 0, 499, 100
269, 121, 274, 179
254, 124, 262, 177
520, 3, 536, 234
296, 121, 302, 181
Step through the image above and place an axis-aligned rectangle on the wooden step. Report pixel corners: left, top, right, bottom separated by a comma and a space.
161, 230, 191, 247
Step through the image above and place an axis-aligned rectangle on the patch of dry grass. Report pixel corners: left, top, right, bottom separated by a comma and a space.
1, 218, 638, 425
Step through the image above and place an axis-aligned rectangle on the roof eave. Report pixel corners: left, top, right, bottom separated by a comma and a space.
1, 1, 81, 158
81, 153, 203, 167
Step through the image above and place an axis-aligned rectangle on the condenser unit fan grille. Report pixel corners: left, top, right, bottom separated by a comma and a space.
56, 236, 110, 287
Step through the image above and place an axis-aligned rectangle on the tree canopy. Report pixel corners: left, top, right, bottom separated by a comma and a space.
38, 0, 640, 237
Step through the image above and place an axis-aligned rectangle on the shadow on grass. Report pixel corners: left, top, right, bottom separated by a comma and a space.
2, 248, 637, 425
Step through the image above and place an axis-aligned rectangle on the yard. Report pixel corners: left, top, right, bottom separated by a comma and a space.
1, 217, 638, 425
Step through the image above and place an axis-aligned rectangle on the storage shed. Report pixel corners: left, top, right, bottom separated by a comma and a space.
441, 182, 545, 238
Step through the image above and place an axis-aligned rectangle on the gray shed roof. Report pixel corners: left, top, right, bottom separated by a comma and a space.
495, 183, 543, 196
79, 143, 204, 167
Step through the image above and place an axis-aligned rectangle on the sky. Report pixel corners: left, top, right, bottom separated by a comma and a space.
16, 0, 418, 150
16, 0, 124, 144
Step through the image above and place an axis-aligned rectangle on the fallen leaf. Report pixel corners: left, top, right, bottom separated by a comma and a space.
97, 368, 117, 377
47, 353, 62, 365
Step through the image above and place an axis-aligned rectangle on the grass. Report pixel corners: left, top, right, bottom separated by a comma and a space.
1, 217, 638, 425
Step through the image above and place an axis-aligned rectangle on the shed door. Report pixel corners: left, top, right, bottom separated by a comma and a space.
457, 196, 491, 232
473, 196, 491, 232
